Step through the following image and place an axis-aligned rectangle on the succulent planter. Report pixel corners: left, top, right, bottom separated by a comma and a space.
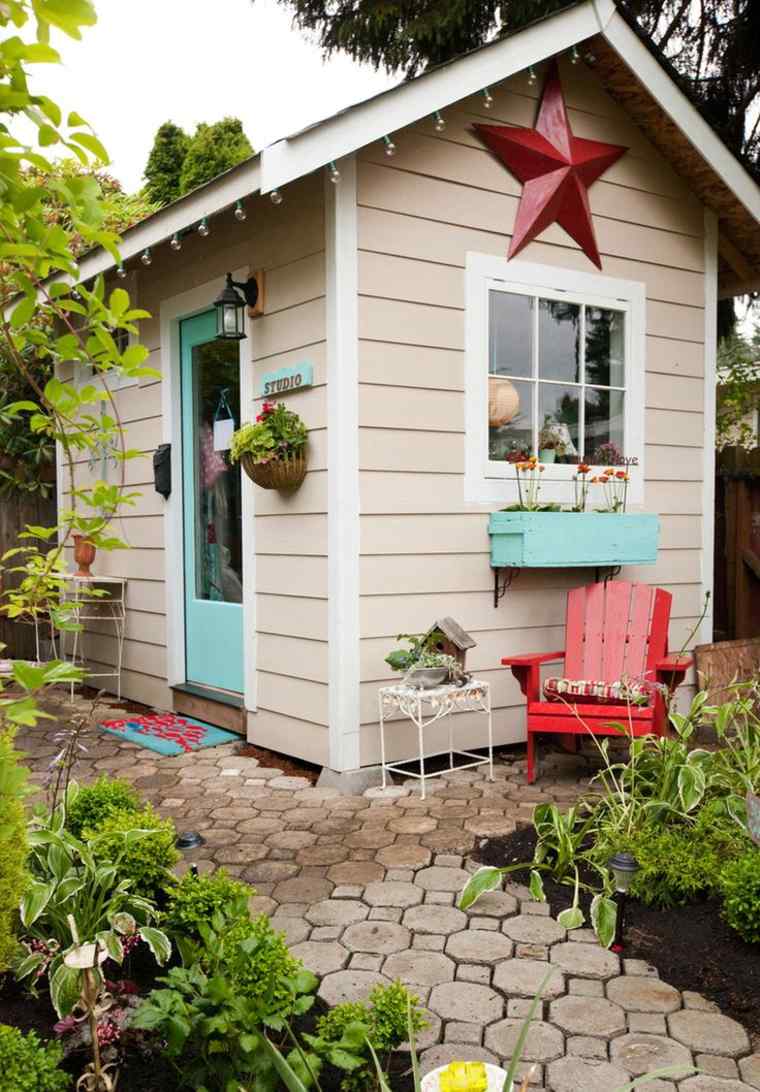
488, 510, 659, 569
240, 450, 307, 492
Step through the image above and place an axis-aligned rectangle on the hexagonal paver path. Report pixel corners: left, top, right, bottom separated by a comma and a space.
17, 696, 759, 1090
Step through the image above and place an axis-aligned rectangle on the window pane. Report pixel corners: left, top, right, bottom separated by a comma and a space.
538, 299, 580, 382
585, 307, 625, 387
585, 388, 625, 462
191, 340, 243, 604
488, 377, 533, 462
489, 291, 532, 378
539, 383, 580, 462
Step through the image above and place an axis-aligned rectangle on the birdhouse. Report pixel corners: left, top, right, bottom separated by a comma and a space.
424, 617, 476, 668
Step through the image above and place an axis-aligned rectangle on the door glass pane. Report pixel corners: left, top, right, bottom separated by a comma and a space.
585, 388, 625, 462
539, 298, 580, 382
488, 378, 533, 463
585, 307, 625, 387
191, 340, 242, 604
539, 383, 580, 463
489, 291, 532, 378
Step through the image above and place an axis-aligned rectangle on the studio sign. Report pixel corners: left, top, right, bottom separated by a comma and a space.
259, 362, 313, 397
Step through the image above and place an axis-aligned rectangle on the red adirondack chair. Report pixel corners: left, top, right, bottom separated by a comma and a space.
502, 581, 692, 783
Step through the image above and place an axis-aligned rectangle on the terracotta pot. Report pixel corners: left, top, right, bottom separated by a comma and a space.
73, 534, 96, 577
240, 450, 307, 492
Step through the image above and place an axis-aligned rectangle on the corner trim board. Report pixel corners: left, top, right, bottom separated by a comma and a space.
325, 156, 361, 772
701, 209, 718, 645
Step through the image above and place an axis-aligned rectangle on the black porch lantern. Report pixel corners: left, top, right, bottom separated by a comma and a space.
213, 273, 259, 340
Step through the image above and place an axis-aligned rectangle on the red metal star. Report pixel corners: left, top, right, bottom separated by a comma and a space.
473, 62, 627, 268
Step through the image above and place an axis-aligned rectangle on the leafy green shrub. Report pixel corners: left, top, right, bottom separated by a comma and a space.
0, 732, 29, 972
720, 848, 760, 944
597, 800, 748, 908
0, 1024, 69, 1092
134, 905, 317, 1091
223, 913, 308, 1020
85, 805, 179, 900
312, 981, 427, 1091
162, 868, 252, 939
65, 775, 139, 837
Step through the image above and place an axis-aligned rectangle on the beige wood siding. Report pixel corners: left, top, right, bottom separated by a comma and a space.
62, 175, 329, 763
355, 57, 706, 765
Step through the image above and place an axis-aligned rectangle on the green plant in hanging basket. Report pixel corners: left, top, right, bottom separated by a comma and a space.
230, 401, 308, 491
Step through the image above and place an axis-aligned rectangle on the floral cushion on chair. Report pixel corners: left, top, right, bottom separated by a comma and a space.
543, 676, 652, 706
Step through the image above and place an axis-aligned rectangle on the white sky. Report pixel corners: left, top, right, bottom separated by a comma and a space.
37, 0, 399, 192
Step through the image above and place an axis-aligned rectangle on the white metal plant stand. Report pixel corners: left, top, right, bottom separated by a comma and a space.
378, 678, 493, 799
61, 575, 127, 701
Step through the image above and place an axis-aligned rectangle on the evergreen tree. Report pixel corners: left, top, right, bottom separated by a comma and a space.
178, 117, 254, 196
144, 120, 190, 206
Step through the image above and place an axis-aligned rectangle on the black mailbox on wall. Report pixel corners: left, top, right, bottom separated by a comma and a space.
153, 443, 171, 498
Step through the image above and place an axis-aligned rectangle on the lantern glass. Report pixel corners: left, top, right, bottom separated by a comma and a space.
607, 851, 639, 893
214, 275, 247, 341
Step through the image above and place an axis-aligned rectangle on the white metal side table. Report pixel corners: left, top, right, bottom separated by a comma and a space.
378, 678, 493, 799
61, 575, 127, 700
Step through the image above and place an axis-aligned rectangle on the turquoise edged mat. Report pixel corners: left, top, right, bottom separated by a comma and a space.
99, 712, 238, 756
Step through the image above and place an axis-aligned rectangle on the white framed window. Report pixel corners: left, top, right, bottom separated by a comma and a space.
465, 254, 646, 507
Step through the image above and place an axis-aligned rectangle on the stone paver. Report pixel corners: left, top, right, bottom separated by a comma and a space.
610, 1033, 693, 1075
428, 981, 504, 1024
606, 974, 682, 1013
342, 920, 410, 954
550, 994, 626, 1037
290, 940, 348, 976
19, 695, 757, 1090
551, 940, 621, 979
668, 1010, 751, 1058
485, 1019, 564, 1062
445, 929, 514, 964
383, 950, 456, 987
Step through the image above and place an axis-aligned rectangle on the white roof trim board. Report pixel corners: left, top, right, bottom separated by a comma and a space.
77, 0, 759, 283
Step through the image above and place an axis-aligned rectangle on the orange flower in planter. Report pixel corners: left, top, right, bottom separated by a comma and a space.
577, 463, 591, 474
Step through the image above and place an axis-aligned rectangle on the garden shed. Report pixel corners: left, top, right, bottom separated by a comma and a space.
61, 0, 760, 778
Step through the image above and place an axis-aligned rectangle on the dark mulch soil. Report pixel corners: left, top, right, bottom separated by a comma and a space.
474, 825, 760, 1039
238, 741, 321, 783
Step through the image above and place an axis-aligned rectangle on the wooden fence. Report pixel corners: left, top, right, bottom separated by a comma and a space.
714, 446, 760, 641
0, 489, 57, 659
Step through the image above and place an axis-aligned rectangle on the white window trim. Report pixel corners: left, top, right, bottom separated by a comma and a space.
465, 253, 646, 508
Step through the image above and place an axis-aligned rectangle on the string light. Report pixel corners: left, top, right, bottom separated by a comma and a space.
328, 161, 341, 183
482, 87, 494, 109
141, 248, 152, 266
198, 217, 210, 237
528, 66, 537, 86
433, 110, 446, 133
234, 200, 247, 221
116, 264, 127, 279
170, 233, 182, 251
270, 189, 283, 205
383, 135, 396, 157
571, 45, 580, 64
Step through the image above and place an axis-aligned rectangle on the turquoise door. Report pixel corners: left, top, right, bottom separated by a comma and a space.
180, 311, 244, 693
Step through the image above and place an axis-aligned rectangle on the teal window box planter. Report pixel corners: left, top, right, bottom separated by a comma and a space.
489, 510, 659, 575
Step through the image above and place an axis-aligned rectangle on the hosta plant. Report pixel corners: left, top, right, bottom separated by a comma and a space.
15, 819, 170, 1017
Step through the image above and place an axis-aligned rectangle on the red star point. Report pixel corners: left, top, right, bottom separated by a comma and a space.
473, 62, 627, 268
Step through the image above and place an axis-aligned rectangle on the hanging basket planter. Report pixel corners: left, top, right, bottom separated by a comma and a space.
231, 401, 309, 494
240, 450, 307, 492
